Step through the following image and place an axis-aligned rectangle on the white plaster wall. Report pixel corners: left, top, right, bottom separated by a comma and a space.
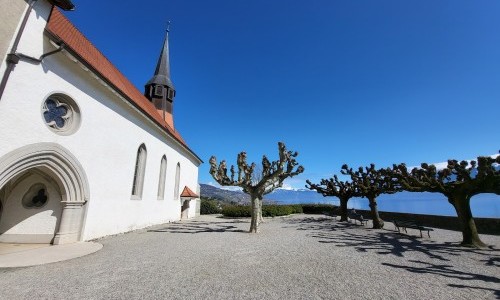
0, 172, 62, 243
0, 1, 201, 241
0, 0, 27, 74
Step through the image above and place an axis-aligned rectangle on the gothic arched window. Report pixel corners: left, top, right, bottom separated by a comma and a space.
131, 144, 147, 199
174, 163, 181, 200
157, 155, 167, 200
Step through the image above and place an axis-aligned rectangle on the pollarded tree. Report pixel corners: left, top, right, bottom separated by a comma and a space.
390, 155, 500, 247
341, 163, 399, 229
209, 142, 304, 233
306, 175, 360, 221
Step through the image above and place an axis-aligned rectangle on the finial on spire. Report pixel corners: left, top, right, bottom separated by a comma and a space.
166, 21, 171, 33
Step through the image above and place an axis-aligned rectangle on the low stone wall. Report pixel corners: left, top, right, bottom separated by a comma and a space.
354, 209, 500, 236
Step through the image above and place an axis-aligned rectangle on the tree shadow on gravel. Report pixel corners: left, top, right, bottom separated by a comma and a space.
382, 260, 500, 284
283, 217, 499, 261
148, 220, 247, 234
284, 216, 500, 292
383, 260, 500, 298
448, 284, 500, 299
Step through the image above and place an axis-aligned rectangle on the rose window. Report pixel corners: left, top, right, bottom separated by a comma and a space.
43, 99, 71, 129
42, 94, 80, 135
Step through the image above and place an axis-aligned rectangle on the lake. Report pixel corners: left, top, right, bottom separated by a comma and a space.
274, 191, 500, 218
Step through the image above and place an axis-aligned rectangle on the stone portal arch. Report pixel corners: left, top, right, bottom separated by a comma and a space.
0, 143, 89, 244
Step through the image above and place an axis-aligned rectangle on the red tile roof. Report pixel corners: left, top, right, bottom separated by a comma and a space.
180, 186, 199, 198
45, 8, 201, 162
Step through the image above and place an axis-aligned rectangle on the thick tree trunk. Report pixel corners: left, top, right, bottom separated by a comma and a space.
258, 198, 264, 224
368, 196, 384, 229
449, 195, 486, 248
339, 197, 349, 221
249, 196, 260, 233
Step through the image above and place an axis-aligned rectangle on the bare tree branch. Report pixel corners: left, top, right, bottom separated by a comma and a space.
209, 142, 304, 233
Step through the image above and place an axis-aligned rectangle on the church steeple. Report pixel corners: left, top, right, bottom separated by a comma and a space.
145, 23, 176, 129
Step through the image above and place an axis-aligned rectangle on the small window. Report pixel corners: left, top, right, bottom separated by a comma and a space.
167, 89, 175, 100
157, 155, 167, 200
131, 144, 147, 199
155, 85, 164, 97
22, 183, 48, 209
174, 163, 180, 200
42, 93, 80, 135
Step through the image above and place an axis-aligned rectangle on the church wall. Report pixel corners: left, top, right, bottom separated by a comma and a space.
0, 1, 200, 242
0, 0, 27, 74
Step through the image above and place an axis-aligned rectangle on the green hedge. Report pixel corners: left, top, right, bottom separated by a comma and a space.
221, 205, 252, 217
300, 204, 337, 215
221, 204, 303, 218
200, 198, 223, 214
262, 205, 292, 217
220, 203, 337, 218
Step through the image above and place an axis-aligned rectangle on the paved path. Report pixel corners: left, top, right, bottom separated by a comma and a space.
0, 214, 499, 300
0, 242, 102, 268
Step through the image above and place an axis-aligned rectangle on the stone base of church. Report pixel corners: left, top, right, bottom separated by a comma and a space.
0, 234, 54, 244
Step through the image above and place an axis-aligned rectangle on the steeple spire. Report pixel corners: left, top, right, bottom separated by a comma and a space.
144, 22, 177, 129
146, 22, 175, 89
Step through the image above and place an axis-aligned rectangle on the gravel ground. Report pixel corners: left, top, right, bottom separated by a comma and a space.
0, 214, 499, 300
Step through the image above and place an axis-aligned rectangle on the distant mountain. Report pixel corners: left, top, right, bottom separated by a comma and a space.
200, 183, 334, 205
265, 188, 336, 204
200, 184, 251, 204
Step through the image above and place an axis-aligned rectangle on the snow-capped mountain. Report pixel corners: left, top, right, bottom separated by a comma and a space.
200, 183, 330, 204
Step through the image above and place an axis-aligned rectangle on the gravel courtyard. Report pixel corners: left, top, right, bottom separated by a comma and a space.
1, 214, 499, 300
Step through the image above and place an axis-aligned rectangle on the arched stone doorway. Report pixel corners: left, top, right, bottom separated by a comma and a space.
181, 200, 190, 220
0, 143, 89, 244
0, 170, 62, 243
179, 186, 199, 220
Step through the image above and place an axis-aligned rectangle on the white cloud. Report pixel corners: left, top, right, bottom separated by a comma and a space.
279, 183, 295, 190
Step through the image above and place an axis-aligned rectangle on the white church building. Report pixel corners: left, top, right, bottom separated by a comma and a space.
0, 0, 202, 244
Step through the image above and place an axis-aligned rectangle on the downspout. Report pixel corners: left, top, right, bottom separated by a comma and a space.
14, 44, 65, 64
0, 0, 38, 101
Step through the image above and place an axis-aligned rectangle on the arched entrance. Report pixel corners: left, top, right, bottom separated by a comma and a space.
179, 186, 198, 220
181, 200, 190, 220
0, 143, 89, 244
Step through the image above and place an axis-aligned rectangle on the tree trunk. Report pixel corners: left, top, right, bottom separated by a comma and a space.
449, 195, 486, 248
368, 196, 384, 229
339, 197, 349, 221
249, 196, 260, 233
258, 198, 264, 224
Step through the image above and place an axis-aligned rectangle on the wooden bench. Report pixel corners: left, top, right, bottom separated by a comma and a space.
393, 220, 434, 237
348, 210, 368, 226
323, 210, 339, 220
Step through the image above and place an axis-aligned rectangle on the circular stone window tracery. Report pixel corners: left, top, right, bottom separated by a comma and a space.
42, 93, 80, 135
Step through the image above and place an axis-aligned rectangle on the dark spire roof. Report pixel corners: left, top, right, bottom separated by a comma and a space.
146, 27, 175, 89
48, 0, 75, 11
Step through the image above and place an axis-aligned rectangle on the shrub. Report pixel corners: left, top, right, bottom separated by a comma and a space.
221, 204, 303, 218
200, 198, 222, 214
262, 205, 291, 217
289, 204, 304, 214
221, 205, 252, 218
301, 204, 337, 215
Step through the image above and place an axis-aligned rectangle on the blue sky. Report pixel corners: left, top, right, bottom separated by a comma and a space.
65, 1, 500, 189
